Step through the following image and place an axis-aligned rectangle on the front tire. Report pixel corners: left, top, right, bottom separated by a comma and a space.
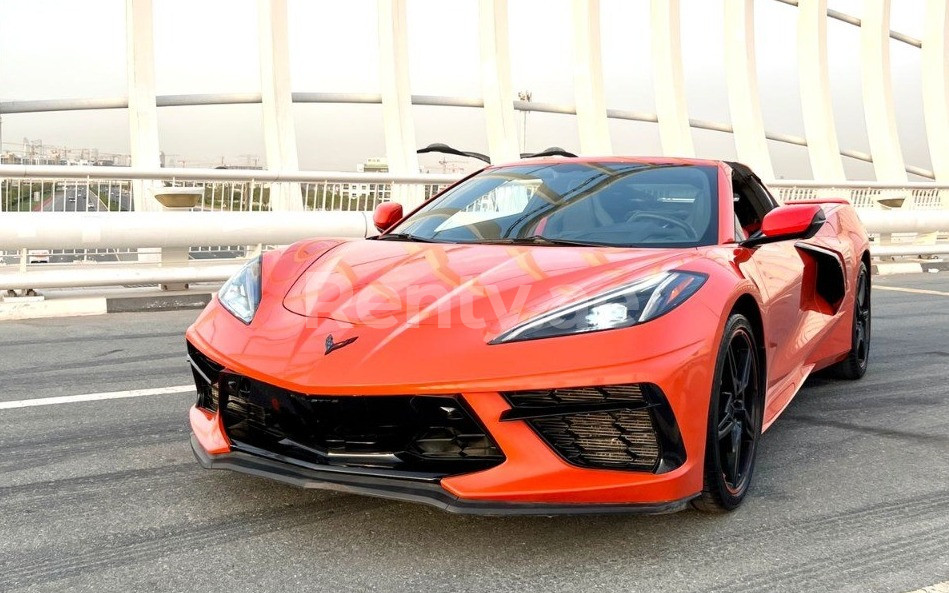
828, 262, 871, 380
693, 314, 763, 513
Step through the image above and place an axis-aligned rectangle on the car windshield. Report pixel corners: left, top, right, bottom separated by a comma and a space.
387, 162, 719, 247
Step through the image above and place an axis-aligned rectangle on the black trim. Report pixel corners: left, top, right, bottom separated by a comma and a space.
191, 435, 693, 516
230, 439, 444, 483
726, 161, 780, 211
187, 344, 223, 412
519, 147, 578, 159
642, 385, 688, 474
186, 352, 213, 386
417, 143, 491, 164
500, 400, 653, 421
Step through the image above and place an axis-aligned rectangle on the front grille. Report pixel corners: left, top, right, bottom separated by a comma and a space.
532, 410, 659, 471
502, 384, 684, 473
217, 373, 504, 478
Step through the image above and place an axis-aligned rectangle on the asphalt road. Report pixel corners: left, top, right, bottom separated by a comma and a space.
33, 185, 131, 213
1, 273, 947, 592
38, 187, 102, 213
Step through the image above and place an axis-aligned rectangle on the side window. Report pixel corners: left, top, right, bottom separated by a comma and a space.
732, 174, 770, 240
749, 176, 780, 212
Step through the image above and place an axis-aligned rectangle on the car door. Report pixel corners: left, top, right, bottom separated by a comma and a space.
730, 171, 809, 415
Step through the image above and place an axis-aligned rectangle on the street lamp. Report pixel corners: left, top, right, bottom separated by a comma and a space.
517, 90, 532, 153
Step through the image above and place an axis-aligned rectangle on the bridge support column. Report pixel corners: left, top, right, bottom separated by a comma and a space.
723, 0, 774, 180
126, 0, 162, 212
258, 0, 302, 210
861, 0, 906, 183
378, 0, 421, 208
650, 0, 694, 157
572, 0, 612, 156
797, 0, 846, 181
923, 0, 949, 184
479, 0, 520, 165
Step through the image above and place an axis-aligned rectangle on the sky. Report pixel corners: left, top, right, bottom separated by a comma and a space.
0, 0, 933, 179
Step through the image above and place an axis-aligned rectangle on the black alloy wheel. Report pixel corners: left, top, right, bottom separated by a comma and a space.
829, 262, 871, 380
694, 314, 763, 512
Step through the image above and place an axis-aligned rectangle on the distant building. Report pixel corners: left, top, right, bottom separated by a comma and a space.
3, 139, 131, 166
335, 157, 390, 205
357, 157, 388, 174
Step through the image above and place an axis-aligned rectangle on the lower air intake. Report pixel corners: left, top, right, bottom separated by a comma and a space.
217, 373, 504, 478
502, 384, 685, 473
532, 409, 660, 471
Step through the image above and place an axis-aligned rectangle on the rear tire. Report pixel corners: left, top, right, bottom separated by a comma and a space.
828, 262, 871, 380
693, 314, 763, 513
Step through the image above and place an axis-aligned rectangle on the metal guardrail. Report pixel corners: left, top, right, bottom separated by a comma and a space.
0, 165, 453, 272
0, 211, 372, 250
770, 180, 949, 210
0, 164, 455, 213
3, 165, 947, 211
0, 211, 373, 291
1, 166, 948, 292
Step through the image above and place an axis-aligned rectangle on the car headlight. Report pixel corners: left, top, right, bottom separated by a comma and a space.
218, 256, 262, 324
490, 271, 707, 344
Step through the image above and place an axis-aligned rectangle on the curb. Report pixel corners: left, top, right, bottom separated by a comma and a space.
872, 260, 947, 276
872, 262, 923, 275
1, 291, 213, 321
106, 292, 212, 313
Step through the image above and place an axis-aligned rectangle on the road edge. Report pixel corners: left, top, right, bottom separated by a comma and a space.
0, 291, 212, 321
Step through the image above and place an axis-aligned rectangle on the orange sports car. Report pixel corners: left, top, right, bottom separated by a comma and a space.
186, 157, 871, 514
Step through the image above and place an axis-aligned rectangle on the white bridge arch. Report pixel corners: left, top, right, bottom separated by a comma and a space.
0, 0, 947, 213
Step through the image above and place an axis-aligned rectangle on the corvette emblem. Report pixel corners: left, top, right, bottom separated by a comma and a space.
324, 334, 358, 355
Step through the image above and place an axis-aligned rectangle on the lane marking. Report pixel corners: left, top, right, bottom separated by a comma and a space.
905, 581, 949, 593
874, 285, 949, 297
0, 385, 194, 410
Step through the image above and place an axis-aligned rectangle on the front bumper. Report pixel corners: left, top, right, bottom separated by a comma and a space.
187, 346, 707, 510
186, 280, 725, 509
190, 434, 692, 515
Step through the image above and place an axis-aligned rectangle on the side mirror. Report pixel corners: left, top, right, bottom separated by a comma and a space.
741, 204, 825, 248
373, 202, 404, 233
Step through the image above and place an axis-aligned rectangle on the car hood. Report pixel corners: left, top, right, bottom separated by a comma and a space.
282, 239, 700, 333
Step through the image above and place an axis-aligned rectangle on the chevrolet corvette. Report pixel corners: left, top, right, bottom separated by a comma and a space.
186, 157, 871, 514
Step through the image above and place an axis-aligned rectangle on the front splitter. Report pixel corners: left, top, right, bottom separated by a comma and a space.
190, 435, 694, 516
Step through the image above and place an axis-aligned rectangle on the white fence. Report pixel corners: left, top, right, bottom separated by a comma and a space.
1, 165, 948, 292
769, 180, 949, 211
0, 164, 454, 213
0, 165, 454, 271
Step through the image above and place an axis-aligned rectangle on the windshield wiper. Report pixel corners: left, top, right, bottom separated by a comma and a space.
371, 233, 443, 243
493, 235, 617, 248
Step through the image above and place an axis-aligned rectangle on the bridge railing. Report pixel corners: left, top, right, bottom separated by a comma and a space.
0, 165, 454, 271
770, 180, 949, 211
0, 165, 947, 292
0, 165, 453, 213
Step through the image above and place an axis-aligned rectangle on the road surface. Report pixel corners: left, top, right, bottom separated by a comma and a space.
1, 273, 947, 592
